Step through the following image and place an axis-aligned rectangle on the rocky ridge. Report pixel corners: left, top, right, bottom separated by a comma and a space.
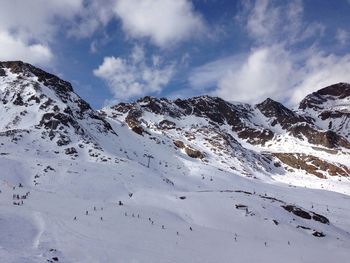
102, 85, 350, 179
0, 61, 349, 180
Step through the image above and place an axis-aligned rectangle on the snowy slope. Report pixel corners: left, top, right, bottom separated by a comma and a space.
299, 82, 350, 139
0, 61, 350, 263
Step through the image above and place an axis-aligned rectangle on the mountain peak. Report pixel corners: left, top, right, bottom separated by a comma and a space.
0, 61, 115, 148
299, 82, 350, 110
298, 82, 350, 139
255, 97, 306, 129
256, 98, 284, 110
316, 82, 350, 98
1, 63, 350, 263
0, 61, 73, 95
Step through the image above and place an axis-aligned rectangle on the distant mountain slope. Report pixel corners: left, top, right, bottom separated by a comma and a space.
102, 85, 350, 179
0, 61, 350, 263
299, 82, 350, 139
0, 61, 122, 167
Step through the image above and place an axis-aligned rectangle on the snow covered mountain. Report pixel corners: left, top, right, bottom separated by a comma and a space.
299, 82, 350, 139
102, 89, 350, 180
0, 61, 350, 263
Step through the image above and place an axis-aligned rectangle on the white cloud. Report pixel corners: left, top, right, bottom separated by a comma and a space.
237, 0, 323, 45
0, 31, 53, 66
289, 52, 350, 104
0, 0, 83, 42
336, 28, 349, 45
114, 0, 205, 47
192, 45, 350, 105
68, 0, 116, 38
0, 0, 120, 65
0, 0, 206, 64
216, 46, 294, 103
189, 0, 350, 106
94, 46, 175, 101
241, 0, 281, 43
0, 0, 85, 65
188, 55, 243, 91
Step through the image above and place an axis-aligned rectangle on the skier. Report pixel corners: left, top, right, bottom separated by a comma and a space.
86, 210, 88, 215
189, 227, 193, 231
74, 216, 77, 220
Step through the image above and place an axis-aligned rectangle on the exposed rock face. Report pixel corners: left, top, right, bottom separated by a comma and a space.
2, 60, 349, 180
106, 96, 278, 145
282, 205, 312, 219
173, 140, 185, 149
256, 97, 350, 149
299, 83, 350, 140
101, 82, 350, 178
125, 109, 145, 135
0, 68, 6, 76
184, 146, 204, 159
0, 61, 74, 103
107, 93, 350, 150
257, 98, 306, 129
273, 153, 350, 178
0, 61, 116, 149
173, 140, 204, 159
158, 120, 176, 130
282, 205, 329, 224
288, 124, 350, 149
65, 147, 78, 155
237, 127, 274, 145
300, 83, 350, 110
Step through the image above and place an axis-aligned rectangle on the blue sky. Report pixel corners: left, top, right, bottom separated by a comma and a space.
1, 0, 350, 109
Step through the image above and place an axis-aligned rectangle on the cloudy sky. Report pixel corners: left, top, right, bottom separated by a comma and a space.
1, 0, 350, 108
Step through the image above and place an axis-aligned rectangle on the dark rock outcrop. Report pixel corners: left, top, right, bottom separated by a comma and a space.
257, 98, 307, 129
288, 124, 350, 149
158, 120, 176, 130
299, 83, 350, 110
282, 205, 329, 224
273, 153, 350, 178
184, 146, 204, 159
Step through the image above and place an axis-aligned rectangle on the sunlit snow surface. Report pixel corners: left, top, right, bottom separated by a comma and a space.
1, 119, 349, 263
0, 67, 350, 262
